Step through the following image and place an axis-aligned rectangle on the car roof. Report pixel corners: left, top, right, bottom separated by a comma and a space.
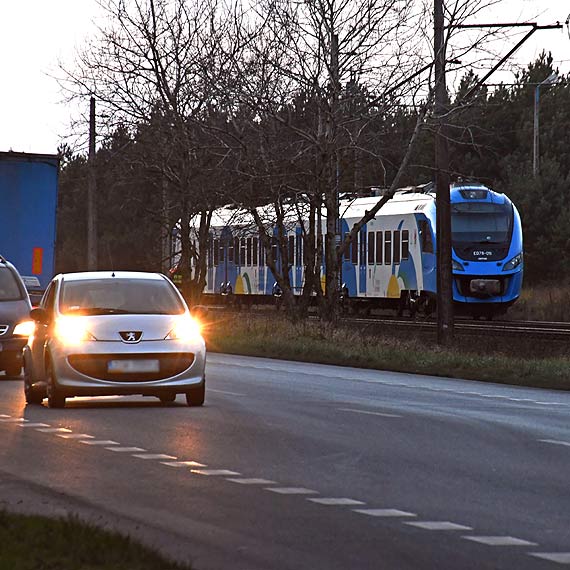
58, 271, 167, 282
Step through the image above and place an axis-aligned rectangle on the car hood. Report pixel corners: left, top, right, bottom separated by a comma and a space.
74, 314, 188, 342
0, 299, 32, 326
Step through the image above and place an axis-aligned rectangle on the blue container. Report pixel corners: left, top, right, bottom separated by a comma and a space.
0, 152, 59, 288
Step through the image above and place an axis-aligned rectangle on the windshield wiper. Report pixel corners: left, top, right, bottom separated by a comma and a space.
475, 239, 501, 244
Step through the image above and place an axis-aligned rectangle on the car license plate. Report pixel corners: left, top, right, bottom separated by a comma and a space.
107, 359, 160, 373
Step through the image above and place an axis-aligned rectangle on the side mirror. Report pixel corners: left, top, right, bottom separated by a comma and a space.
30, 307, 50, 325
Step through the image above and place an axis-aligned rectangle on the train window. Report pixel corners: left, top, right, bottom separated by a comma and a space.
359, 232, 366, 265
296, 234, 302, 266
234, 237, 240, 264
208, 240, 213, 268
253, 237, 258, 266
228, 239, 234, 263
376, 232, 383, 264
259, 237, 265, 266
246, 237, 252, 266
419, 220, 434, 253
240, 238, 246, 266
393, 231, 401, 264
351, 234, 358, 264
288, 236, 295, 266
402, 230, 409, 260
213, 238, 220, 266
219, 240, 225, 263
384, 231, 392, 265
344, 233, 351, 261
368, 233, 375, 264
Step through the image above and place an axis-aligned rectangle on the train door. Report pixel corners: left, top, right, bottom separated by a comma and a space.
258, 235, 266, 294
417, 215, 436, 294
340, 219, 357, 295
359, 226, 367, 295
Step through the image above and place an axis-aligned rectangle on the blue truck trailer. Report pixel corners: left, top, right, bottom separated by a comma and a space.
0, 152, 59, 289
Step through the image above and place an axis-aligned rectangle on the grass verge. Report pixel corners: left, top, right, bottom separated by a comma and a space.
0, 511, 192, 570
206, 315, 570, 391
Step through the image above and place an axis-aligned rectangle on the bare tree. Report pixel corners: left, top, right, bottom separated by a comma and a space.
59, 0, 246, 303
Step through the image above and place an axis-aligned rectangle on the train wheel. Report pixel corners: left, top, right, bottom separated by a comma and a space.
408, 291, 419, 319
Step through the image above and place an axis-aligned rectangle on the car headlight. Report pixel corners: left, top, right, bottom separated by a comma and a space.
13, 320, 35, 337
55, 317, 96, 346
165, 316, 202, 341
452, 259, 464, 271
502, 253, 523, 271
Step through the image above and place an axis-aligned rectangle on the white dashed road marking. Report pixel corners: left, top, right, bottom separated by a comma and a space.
406, 521, 473, 531
353, 509, 416, 518
208, 389, 245, 397
162, 460, 206, 468
106, 447, 146, 453
529, 553, 570, 564
132, 454, 177, 460
80, 440, 120, 446
539, 439, 570, 448
36, 427, 72, 433
338, 408, 402, 418
191, 469, 241, 476
309, 498, 365, 506
266, 487, 318, 495
227, 478, 277, 485
0, 418, 28, 423
463, 536, 537, 546
0, 414, 11, 418
17, 423, 50, 428
56, 434, 94, 439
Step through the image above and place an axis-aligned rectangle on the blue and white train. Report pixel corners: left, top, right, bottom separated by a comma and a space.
180, 181, 523, 317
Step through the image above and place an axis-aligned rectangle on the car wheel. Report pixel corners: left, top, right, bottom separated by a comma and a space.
23, 362, 43, 405
185, 378, 205, 407
159, 393, 176, 405
46, 361, 66, 409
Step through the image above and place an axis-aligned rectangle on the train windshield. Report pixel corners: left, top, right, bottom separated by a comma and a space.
451, 202, 512, 244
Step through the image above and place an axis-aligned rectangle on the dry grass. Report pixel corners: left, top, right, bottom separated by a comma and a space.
206, 314, 570, 391
508, 283, 570, 322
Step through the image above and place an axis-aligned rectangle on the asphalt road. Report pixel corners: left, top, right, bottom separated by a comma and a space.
0, 354, 569, 569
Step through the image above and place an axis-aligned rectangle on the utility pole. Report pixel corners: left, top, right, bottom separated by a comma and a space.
87, 96, 97, 271
434, 0, 453, 345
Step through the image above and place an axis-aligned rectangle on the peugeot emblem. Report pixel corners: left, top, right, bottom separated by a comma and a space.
120, 331, 143, 343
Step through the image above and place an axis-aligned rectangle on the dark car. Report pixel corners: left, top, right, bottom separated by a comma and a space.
0, 256, 34, 377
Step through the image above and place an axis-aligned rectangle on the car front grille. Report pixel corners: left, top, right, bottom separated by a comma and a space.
0, 325, 8, 336
68, 353, 195, 382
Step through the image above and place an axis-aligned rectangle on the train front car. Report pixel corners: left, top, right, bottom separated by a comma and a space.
450, 182, 523, 317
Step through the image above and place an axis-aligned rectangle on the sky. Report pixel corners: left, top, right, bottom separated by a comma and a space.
0, 0, 568, 155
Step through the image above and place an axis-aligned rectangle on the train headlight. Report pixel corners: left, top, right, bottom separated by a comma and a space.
502, 253, 523, 271
452, 259, 465, 272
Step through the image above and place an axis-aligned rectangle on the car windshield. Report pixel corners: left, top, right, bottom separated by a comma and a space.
59, 278, 185, 315
451, 202, 513, 244
0, 267, 25, 302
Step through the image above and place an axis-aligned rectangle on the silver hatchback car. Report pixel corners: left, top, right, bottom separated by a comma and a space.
23, 271, 206, 408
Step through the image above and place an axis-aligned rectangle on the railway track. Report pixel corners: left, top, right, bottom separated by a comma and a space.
201, 306, 570, 340
335, 316, 570, 340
